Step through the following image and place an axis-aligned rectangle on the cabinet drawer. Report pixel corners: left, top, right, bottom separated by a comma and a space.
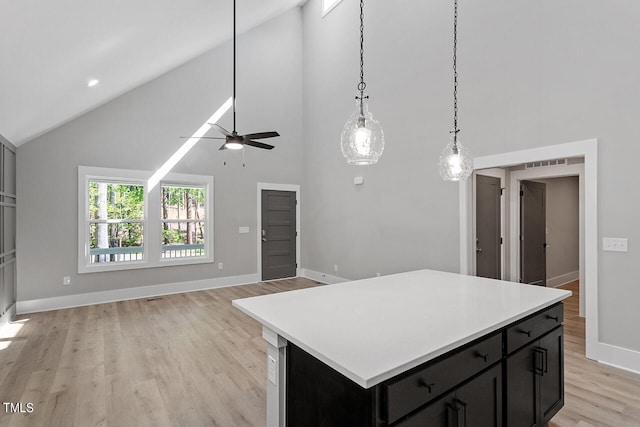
505, 303, 563, 354
385, 332, 502, 424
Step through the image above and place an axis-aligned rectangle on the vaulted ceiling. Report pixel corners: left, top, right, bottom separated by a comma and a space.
0, 0, 306, 146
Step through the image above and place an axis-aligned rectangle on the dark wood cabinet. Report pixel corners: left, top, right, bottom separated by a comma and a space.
398, 363, 502, 427
506, 325, 564, 427
286, 303, 564, 427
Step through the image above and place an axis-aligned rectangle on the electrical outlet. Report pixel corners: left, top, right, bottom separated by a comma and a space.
218, 263, 224, 270
63, 276, 71, 285
334, 264, 338, 272
603, 238, 628, 252
376, 272, 381, 277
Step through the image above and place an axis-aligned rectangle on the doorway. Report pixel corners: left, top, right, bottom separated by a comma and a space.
475, 174, 502, 279
257, 183, 301, 281
460, 139, 598, 361
520, 180, 547, 286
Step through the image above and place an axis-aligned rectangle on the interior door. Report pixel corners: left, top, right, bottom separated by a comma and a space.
261, 190, 297, 281
476, 175, 501, 279
520, 180, 547, 286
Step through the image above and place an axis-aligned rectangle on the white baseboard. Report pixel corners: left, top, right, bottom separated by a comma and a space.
547, 270, 579, 288
16, 273, 259, 314
597, 342, 640, 375
0, 302, 16, 323
299, 268, 348, 285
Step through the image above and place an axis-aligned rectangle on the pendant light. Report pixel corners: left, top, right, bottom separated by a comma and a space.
438, 0, 473, 181
341, 0, 384, 165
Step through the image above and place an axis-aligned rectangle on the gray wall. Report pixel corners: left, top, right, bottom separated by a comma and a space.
16, 8, 303, 301
301, 0, 640, 353
538, 177, 579, 283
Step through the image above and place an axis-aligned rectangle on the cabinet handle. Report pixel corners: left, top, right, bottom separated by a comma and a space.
419, 380, 435, 393
453, 398, 468, 427
547, 315, 559, 322
533, 347, 549, 376
476, 352, 489, 363
446, 399, 467, 427
520, 329, 532, 337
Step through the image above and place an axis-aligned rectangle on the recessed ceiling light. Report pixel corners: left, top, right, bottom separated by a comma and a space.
87, 79, 99, 88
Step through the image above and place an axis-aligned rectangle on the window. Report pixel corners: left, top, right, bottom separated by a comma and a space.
161, 184, 206, 259
322, 0, 343, 17
79, 166, 213, 273
89, 180, 145, 264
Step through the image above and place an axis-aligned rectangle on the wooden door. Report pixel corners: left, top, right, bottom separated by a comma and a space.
457, 364, 503, 427
538, 327, 564, 425
476, 175, 501, 279
520, 180, 547, 286
506, 340, 538, 427
395, 392, 453, 427
261, 190, 296, 281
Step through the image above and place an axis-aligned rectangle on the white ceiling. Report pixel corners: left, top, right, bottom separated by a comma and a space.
0, 0, 305, 146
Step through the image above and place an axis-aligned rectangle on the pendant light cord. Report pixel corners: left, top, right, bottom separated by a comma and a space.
357, 0, 368, 116
233, 0, 237, 132
451, 0, 459, 145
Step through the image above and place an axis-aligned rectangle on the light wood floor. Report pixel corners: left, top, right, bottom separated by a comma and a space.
0, 278, 639, 426
549, 280, 640, 427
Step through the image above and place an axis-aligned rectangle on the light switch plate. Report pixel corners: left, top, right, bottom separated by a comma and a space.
603, 237, 628, 252
267, 355, 277, 385
239, 226, 250, 234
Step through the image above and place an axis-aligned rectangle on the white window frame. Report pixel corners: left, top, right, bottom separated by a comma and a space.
322, 0, 343, 17
78, 166, 214, 273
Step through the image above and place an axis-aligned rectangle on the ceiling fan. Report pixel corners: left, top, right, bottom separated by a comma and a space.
182, 0, 279, 151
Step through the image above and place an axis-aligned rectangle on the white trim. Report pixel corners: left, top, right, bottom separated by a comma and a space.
474, 168, 507, 279
460, 139, 600, 363
0, 302, 15, 324
299, 268, 348, 285
16, 273, 259, 314
546, 270, 580, 288
257, 183, 301, 282
597, 343, 640, 375
78, 166, 214, 274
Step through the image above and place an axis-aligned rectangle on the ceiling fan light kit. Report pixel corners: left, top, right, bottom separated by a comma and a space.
340, 0, 385, 166
180, 0, 279, 153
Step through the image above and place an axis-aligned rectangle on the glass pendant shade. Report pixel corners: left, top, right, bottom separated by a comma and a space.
438, 134, 473, 181
341, 96, 385, 165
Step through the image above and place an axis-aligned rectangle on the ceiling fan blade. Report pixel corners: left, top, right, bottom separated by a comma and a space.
211, 123, 233, 137
245, 140, 275, 150
219, 143, 228, 151
180, 136, 225, 140
242, 131, 280, 140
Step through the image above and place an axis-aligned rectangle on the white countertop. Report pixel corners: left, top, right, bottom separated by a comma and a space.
233, 269, 571, 388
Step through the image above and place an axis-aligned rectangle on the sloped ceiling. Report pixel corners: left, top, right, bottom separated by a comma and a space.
0, 0, 306, 146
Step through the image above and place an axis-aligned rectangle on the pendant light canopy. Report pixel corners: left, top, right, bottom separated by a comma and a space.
438, 0, 473, 181
341, 0, 385, 166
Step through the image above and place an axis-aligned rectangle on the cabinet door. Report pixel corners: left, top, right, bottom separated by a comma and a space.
395, 392, 454, 427
456, 364, 502, 427
506, 341, 538, 427
538, 326, 563, 425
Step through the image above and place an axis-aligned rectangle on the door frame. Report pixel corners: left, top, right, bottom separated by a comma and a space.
474, 168, 506, 280
510, 164, 584, 294
257, 183, 301, 281
459, 138, 598, 362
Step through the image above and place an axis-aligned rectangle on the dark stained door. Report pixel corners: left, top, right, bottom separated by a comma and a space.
520, 180, 547, 286
261, 190, 296, 281
476, 175, 501, 279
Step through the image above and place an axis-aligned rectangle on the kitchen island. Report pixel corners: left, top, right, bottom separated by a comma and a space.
233, 269, 571, 426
